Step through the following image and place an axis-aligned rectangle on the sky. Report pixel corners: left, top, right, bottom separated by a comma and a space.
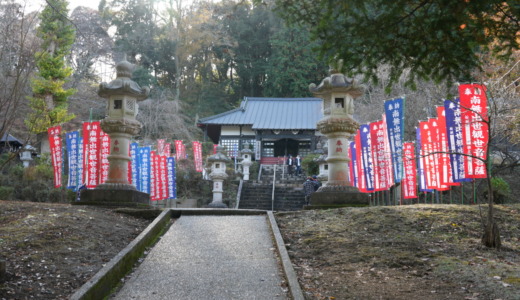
25, 0, 100, 14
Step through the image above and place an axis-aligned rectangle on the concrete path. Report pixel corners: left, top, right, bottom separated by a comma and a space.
113, 215, 289, 299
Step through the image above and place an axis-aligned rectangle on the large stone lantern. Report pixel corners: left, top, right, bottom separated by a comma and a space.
81, 59, 150, 206
239, 143, 254, 181
207, 145, 231, 208
308, 63, 368, 206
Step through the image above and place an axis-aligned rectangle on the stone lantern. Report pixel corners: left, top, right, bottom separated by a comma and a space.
239, 143, 254, 181
207, 145, 231, 208
81, 59, 150, 206
19, 144, 35, 168
313, 141, 328, 185
308, 62, 368, 206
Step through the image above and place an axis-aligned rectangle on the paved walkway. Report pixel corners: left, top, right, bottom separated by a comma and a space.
113, 215, 288, 299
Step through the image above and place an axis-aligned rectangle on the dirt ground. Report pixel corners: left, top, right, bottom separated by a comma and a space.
0, 201, 151, 300
1, 201, 519, 300
276, 204, 520, 300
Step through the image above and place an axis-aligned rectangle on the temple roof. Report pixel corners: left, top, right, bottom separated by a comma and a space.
198, 97, 323, 130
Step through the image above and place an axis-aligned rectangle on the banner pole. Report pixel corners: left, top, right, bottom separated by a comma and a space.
461, 183, 464, 204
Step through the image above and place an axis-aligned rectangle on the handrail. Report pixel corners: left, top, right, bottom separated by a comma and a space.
235, 179, 243, 209
258, 164, 263, 182
271, 165, 276, 211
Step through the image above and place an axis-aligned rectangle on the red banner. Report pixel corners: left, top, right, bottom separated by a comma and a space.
436, 107, 460, 187
459, 84, 488, 178
213, 144, 218, 154
83, 121, 101, 188
402, 142, 417, 199
150, 151, 157, 201
354, 130, 367, 192
420, 121, 436, 190
429, 118, 449, 191
99, 131, 110, 184
164, 143, 171, 157
193, 141, 203, 172
157, 139, 165, 156
381, 114, 394, 187
48, 126, 62, 188
175, 140, 185, 160
160, 155, 168, 200
370, 122, 381, 191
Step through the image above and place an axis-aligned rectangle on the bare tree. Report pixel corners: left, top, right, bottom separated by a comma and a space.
0, 1, 39, 143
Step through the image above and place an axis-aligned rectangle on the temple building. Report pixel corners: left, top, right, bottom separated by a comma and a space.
197, 97, 323, 164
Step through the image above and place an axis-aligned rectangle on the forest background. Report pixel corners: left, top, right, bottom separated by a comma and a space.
0, 0, 519, 202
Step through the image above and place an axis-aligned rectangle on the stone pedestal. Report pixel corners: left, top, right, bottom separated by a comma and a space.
79, 189, 150, 207
207, 177, 228, 208
307, 187, 369, 209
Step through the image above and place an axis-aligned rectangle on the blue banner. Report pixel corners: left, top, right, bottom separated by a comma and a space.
384, 98, 404, 183
444, 99, 470, 182
66, 131, 80, 190
167, 157, 177, 199
130, 143, 139, 188
78, 136, 83, 188
349, 141, 358, 188
359, 124, 374, 191
138, 147, 151, 193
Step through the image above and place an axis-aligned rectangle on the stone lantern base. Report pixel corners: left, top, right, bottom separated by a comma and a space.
207, 201, 228, 208
77, 189, 150, 208
306, 186, 369, 209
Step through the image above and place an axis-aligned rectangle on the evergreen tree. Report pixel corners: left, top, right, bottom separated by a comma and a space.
25, 0, 76, 133
264, 24, 328, 97
269, 0, 520, 89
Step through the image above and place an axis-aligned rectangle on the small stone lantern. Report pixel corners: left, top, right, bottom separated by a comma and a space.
313, 141, 328, 185
207, 145, 231, 208
239, 143, 254, 181
19, 144, 35, 168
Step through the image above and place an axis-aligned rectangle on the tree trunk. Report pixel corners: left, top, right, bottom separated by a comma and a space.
481, 177, 501, 248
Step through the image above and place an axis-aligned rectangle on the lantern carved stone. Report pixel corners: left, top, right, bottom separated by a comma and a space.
97, 59, 149, 190
207, 145, 231, 208
309, 65, 362, 192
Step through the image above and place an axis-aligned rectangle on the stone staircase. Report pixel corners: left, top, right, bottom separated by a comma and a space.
238, 164, 307, 211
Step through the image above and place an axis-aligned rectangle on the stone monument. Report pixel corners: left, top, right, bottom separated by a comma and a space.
207, 145, 231, 208
80, 59, 151, 207
239, 143, 254, 181
308, 64, 369, 207
313, 141, 329, 185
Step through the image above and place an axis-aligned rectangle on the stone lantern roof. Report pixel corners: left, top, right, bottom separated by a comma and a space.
309, 61, 363, 97
208, 145, 231, 163
239, 143, 254, 155
98, 60, 150, 100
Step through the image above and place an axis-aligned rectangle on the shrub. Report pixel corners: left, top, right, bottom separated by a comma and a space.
490, 177, 511, 204
302, 154, 319, 176
0, 186, 14, 200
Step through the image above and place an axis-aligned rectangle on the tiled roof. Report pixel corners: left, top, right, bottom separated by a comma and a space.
198, 97, 323, 130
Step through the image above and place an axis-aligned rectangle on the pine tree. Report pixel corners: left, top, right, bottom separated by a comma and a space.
25, 0, 76, 134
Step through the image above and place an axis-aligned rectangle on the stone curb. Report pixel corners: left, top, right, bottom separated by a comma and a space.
70, 208, 304, 300
70, 209, 171, 300
267, 211, 305, 300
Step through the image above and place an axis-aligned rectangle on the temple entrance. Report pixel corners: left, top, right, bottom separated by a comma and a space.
274, 139, 298, 157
